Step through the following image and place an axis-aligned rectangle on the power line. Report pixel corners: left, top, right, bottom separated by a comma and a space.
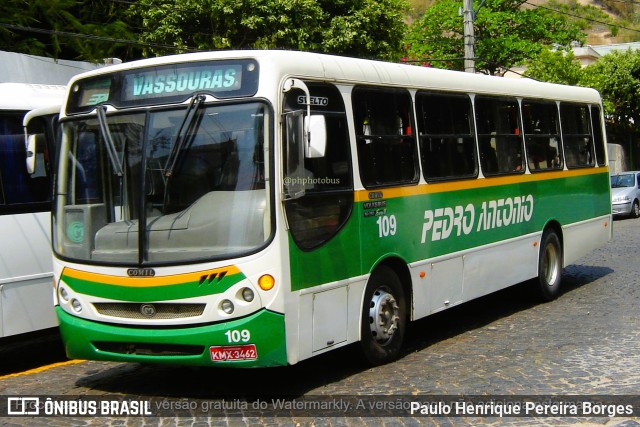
39, 0, 249, 52
593, 0, 640, 5
524, 1, 640, 35
0, 22, 200, 52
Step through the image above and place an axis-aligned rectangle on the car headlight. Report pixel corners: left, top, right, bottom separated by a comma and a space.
613, 196, 631, 203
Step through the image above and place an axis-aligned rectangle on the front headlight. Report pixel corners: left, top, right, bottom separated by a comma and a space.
613, 195, 631, 203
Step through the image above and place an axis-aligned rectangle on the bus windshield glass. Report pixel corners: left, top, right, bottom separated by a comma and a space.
53, 101, 272, 264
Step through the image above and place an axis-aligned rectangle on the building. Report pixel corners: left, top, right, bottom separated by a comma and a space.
573, 42, 640, 67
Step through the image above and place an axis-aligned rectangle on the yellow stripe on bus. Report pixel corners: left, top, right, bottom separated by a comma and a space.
354, 167, 609, 202
61, 265, 241, 287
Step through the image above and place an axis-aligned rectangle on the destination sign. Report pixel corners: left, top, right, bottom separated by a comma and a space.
123, 65, 242, 101
67, 59, 259, 114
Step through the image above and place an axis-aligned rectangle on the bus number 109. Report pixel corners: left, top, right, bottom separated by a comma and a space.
377, 215, 397, 237
225, 329, 251, 343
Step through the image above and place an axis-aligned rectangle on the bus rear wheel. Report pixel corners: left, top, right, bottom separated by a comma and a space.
360, 266, 406, 366
535, 230, 563, 301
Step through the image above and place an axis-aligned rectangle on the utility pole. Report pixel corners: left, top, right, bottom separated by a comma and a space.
463, 0, 475, 73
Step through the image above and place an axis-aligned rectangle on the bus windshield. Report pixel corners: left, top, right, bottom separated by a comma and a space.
53, 100, 271, 264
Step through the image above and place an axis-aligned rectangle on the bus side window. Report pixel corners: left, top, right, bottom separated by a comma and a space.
475, 96, 525, 175
416, 91, 477, 181
283, 82, 354, 250
560, 103, 595, 168
352, 86, 418, 187
522, 100, 563, 172
0, 112, 50, 208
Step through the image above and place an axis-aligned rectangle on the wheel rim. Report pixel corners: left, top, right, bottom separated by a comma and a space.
368, 287, 400, 345
542, 243, 560, 287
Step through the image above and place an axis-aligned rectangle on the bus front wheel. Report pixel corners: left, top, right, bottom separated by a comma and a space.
359, 266, 406, 366
535, 230, 563, 301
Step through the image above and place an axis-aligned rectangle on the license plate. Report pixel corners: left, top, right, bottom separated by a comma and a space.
209, 344, 257, 361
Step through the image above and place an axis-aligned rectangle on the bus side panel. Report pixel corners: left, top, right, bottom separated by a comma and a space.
0, 212, 57, 337
287, 212, 363, 362
359, 170, 611, 319
287, 213, 362, 292
562, 215, 612, 267
461, 233, 539, 302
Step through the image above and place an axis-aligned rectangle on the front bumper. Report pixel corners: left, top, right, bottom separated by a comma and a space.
612, 202, 631, 216
57, 307, 287, 367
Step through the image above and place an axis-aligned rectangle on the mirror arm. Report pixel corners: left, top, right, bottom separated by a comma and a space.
283, 78, 311, 146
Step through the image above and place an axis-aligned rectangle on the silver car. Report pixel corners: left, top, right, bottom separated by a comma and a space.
611, 171, 640, 218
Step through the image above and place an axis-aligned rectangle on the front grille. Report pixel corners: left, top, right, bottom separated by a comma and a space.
93, 341, 204, 356
93, 302, 206, 320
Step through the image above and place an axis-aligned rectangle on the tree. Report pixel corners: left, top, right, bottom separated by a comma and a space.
582, 49, 640, 131
0, 0, 140, 61
127, 0, 409, 60
523, 49, 583, 85
404, 0, 585, 75
0, 0, 79, 57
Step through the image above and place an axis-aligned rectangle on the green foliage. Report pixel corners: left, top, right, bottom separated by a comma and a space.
546, 0, 640, 44
2, 0, 408, 61
1, 0, 76, 57
547, 0, 608, 30
582, 49, 640, 130
407, 0, 436, 18
128, 0, 409, 60
523, 49, 583, 85
404, 0, 585, 75
522, 48, 640, 131
0, 0, 139, 60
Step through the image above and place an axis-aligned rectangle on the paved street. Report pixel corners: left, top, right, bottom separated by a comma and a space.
1, 217, 639, 426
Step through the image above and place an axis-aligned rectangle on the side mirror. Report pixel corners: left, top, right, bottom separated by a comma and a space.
25, 134, 37, 175
305, 115, 326, 158
282, 78, 328, 199
283, 111, 306, 200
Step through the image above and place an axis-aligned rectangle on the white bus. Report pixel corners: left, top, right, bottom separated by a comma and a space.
0, 83, 64, 338
51, 51, 611, 367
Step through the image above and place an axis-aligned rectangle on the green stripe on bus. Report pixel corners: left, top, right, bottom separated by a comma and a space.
289, 171, 610, 290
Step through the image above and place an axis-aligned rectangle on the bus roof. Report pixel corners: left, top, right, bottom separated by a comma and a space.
0, 82, 66, 111
64, 50, 602, 105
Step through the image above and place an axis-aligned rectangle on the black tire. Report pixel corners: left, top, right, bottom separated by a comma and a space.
535, 230, 563, 301
359, 266, 406, 366
631, 200, 640, 218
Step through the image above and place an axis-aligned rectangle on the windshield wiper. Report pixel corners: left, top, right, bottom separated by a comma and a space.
96, 105, 124, 177
164, 94, 206, 178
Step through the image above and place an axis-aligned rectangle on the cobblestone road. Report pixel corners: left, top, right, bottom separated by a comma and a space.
1, 218, 639, 427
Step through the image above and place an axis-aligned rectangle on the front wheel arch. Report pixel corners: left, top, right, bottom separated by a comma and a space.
359, 265, 407, 366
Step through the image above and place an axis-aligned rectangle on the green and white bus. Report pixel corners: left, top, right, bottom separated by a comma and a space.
52, 50, 611, 367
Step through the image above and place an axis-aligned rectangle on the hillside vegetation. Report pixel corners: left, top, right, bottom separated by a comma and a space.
407, 0, 640, 44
